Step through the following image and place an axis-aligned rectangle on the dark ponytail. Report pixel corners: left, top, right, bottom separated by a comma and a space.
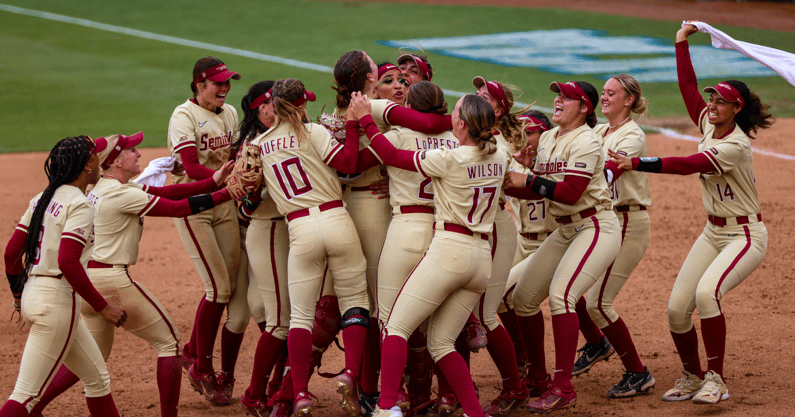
25, 136, 93, 272
574, 81, 599, 128
725, 80, 774, 139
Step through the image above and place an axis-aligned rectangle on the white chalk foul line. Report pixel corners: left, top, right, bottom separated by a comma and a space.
2, 4, 793, 161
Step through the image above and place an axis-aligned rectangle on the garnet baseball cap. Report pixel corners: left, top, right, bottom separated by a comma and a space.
193, 63, 241, 85
292, 90, 316, 107
703, 82, 744, 109
550, 81, 594, 115
397, 54, 432, 81
97, 131, 144, 169
473, 76, 510, 116
249, 88, 273, 110
88, 136, 108, 155
378, 63, 399, 80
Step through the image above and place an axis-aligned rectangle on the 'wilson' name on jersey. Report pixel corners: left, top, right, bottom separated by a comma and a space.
466, 163, 504, 179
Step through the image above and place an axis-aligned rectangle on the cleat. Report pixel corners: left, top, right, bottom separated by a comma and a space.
181, 349, 196, 374
360, 391, 379, 417
524, 374, 552, 399
188, 364, 231, 406
692, 371, 729, 404
269, 398, 293, 417
336, 369, 361, 417
661, 371, 703, 402
525, 385, 576, 414
372, 405, 403, 417
217, 371, 235, 400
572, 336, 614, 376
242, 388, 271, 417
484, 383, 530, 416
294, 391, 315, 417
463, 322, 488, 353
396, 387, 410, 414
607, 367, 655, 398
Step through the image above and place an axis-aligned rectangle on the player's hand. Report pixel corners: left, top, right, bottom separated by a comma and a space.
101, 304, 127, 328
171, 161, 185, 175
677, 20, 700, 42
349, 92, 373, 120
503, 171, 528, 189
512, 146, 536, 169
370, 177, 390, 199
213, 160, 236, 186
607, 149, 633, 171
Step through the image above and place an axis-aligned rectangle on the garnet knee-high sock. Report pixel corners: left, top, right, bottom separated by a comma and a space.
700, 314, 726, 378
434, 362, 451, 395
551, 313, 579, 391
517, 312, 547, 381
221, 326, 245, 375
86, 394, 121, 417
196, 300, 226, 373
157, 356, 182, 417
454, 331, 471, 366
601, 318, 644, 373
257, 321, 268, 333
249, 332, 287, 400
485, 324, 521, 391
575, 297, 604, 344
670, 327, 703, 378
268, 348, 287, 394
342, 324, 368, 380
436, 353, 484, 417
184, 297, 204, 358
30, 365, 80, 414
287, 328, 312, 396
359, 321, 381, 395
378, 335, 408, 409
0, 400, 29, 417
498, 309, 525, 358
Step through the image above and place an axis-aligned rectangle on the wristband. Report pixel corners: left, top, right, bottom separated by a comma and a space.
525, 174, 534, 188
635, 157, 663, 173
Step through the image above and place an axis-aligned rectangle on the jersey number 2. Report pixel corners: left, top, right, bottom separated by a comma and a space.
271, 157, 313, 200
467, 186, 497, 225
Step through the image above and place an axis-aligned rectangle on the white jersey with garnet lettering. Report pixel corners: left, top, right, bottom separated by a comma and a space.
373, 127, 459, 210
533, 124, 611, 217
320, 99, 395, 187
168, 100, 238, 184
696, 108, 760, 218
509, 159, 558, 234
17, 185, 95, 277
594, 122, 652, 208
251, 121, 345, 215
86, 178, 160, 266
414, 146, 510, 234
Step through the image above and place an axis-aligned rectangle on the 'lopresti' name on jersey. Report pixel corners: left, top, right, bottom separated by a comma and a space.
415, 136, 460, 151
260, 135, 299, 155
466, 162, 504, 179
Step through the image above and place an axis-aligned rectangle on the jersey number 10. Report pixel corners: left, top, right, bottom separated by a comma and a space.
271, 157, 314, 200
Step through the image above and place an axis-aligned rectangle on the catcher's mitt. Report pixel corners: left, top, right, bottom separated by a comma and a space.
227, 143, 263, 199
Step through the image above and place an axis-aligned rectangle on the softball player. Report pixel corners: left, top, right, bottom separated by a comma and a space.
397, 53, 433, 87
503, 81, 623, 413
1, 136, 126, 417
168, 56, 241, 406
608, 23, 771, 405
498, 110, 556, 384
29, 132, 237, 417
251, 79, 370, 417
373, 62, 408, 106
570, 74, 655, 398
235, 81, 293, 417
349, 93, 510, 417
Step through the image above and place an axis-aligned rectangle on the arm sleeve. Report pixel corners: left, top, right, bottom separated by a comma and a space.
178, 146, 216, 180
143, 177, 218, 199
676, 40, 707, 127
604, 160, 626, 183
4, 228, 26, 276
526, 174, 591, 205
326, 121, 361, 174
58, 238, 107, 312
145, 188, 232, 217
356, 147, 382, 172
385, 106, 452, 134
361, 115, 419, 172
632, 152, 715, 175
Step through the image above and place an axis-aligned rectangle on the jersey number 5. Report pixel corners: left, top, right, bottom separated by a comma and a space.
467, 186, 497, 225
271, 157, 314, 200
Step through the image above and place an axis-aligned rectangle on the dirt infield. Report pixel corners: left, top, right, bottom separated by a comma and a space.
1, 117, 793, 416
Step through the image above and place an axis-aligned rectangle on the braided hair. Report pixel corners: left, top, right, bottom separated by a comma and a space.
459, 95, 497, 155
25, 136, 94, 272
332, 51, 372, 109
232, 80, 276, 159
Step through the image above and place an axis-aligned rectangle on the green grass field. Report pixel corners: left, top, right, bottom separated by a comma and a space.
1, 0, 793, 152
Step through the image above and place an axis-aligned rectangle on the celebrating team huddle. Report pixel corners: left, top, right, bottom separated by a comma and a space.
2, 21, 775, 417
